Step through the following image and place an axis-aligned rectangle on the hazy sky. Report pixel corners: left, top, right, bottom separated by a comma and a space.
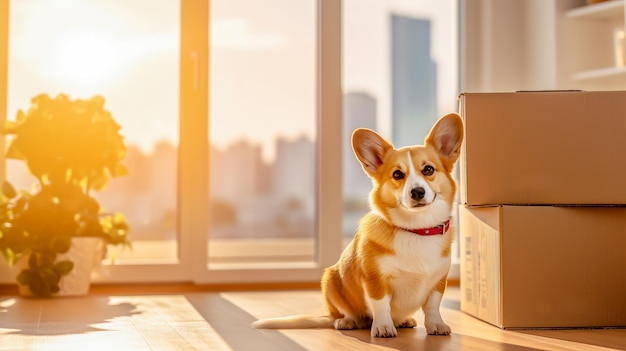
7, 0, 457, 161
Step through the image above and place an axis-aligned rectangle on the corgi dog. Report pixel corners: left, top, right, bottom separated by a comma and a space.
252, 113, 464, 338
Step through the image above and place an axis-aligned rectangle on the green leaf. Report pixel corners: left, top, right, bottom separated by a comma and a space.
16, 269, 34, 286
51, 236, 71, 253
3, 249, 16, 266
2, 116, 20, 133
40, 267, 61, 286
54, 260, 74, 276
5, 143, 26, 161
28, 275, 50, 297
28, 253, 38, 269
89, 170, 109, 192
90, 95, 105, 108
109, 164, 129, 177
16, 109, 26, 123
39, 251, 56, 268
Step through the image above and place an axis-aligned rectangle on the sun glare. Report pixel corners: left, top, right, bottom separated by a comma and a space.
0, 298, 16, 309
10, 1, 139, 96
42, 30, 124, 88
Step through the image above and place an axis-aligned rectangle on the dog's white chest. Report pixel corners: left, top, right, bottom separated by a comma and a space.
377, 232, 450, 316
382, 232, 449, 275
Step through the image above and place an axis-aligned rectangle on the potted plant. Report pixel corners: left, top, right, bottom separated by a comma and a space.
0, 93, 131, 297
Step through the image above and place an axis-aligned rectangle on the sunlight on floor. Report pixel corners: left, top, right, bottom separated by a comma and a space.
1, 289, 625, 351
0, 295, 232, 351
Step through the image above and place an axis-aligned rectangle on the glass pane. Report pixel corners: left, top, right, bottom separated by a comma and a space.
342, 1, 459, 255
6, 0, 180, 263
208, 0, 316, 267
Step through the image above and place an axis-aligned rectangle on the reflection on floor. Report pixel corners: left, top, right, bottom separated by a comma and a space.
0, 287, 625, 351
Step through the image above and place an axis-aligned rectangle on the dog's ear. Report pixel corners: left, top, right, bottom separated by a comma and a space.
425, 113, 464, 170
352, 128, 394, 175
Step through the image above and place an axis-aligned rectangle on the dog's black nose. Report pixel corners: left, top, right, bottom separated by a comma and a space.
410, 187, 426, 200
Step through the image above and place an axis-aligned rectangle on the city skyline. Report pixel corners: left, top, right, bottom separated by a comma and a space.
5, 89, 380, 241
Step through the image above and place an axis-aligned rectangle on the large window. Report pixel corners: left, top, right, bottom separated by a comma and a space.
0, 0, 458, 284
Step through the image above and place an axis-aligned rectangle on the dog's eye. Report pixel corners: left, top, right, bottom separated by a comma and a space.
422, 165, 435, 176
392, 170, 405, 180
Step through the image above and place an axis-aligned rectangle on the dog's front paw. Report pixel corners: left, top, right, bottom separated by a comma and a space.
425, 322, 451, 335
371, 323, 397, 338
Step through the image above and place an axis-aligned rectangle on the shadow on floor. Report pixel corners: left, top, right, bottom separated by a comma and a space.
341, 328, 546, 351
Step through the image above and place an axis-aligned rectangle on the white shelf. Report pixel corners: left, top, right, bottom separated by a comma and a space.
566, 0, 624, 20
563, 1, 625, 87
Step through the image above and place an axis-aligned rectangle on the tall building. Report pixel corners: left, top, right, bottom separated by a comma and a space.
96, 144, 176, 240
273, 135, 315, 216
343, 92, 377, 200
210, 140, 263, 206
391, 15, 438, 147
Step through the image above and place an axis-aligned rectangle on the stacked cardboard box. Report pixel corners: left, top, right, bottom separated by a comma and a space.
458, 91, 626, 329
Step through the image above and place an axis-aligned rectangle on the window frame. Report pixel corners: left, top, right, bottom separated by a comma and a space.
0, 0, 461, 286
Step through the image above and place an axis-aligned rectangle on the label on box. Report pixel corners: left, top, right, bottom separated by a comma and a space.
460, 207, 502, 327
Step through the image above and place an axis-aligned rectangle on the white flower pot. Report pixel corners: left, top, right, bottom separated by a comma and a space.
16, 237, 105, 297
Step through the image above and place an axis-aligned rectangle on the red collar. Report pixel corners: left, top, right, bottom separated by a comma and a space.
402, 219, 450, 236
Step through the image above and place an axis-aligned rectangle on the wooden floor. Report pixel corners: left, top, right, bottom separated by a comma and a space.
0, 287, 625, 350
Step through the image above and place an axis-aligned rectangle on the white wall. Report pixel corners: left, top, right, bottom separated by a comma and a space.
461, 0, 559, 92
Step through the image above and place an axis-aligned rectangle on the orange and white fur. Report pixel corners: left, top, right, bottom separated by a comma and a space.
253, 113, 464, 338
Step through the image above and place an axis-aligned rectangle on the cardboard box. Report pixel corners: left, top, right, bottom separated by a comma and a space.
460, 205, 626, 329
459, 91, 626, 206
